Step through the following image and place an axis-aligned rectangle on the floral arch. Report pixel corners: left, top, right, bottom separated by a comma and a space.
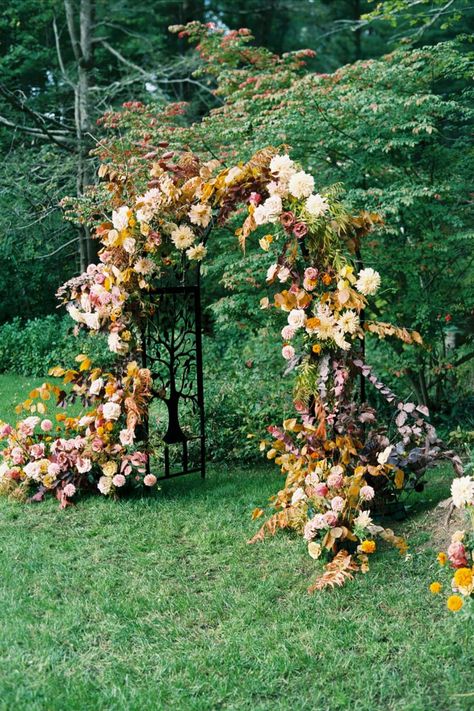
0, 144, 462, 588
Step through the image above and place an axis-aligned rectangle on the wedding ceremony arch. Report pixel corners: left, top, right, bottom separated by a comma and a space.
0, 141, 462, 588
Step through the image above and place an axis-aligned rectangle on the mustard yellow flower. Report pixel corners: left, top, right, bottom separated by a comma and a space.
360, 540, 376, 554
437, 552, 447, 566
429, 582, 442, 594
454, 567, 473, 587
447, 595, 464, 612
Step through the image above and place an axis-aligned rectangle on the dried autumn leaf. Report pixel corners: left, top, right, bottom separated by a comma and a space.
308, 550, 359, 593
247, 508, 297, 544
79, 358, 92, 372
394, 469, 405, 489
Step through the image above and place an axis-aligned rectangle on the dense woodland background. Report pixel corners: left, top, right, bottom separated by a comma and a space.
0, 0, 473, 458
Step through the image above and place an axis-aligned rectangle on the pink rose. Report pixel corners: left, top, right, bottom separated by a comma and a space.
144, 473, 157, 487
314, 483, 329, 498
327, 472, 343, 489
293, 222, 308, 239
30, 444, 45, 460
331, 496, 345, 512
119, 429, 135, 446
112, 474, 126, 487
0, 424, 13, 438
280, 211, 295, 230
447, 541, 469, 568
282, 345, 295, 360
40, 419, 53, 432
310, 513, 327, 530
56, 452, 69, 469
63, 483, 76, 498
304, 267, 318, 280
304, 520, 316, 541
249, 192, 261, 205
11, 447, 24, 465
91, 438, 104, 452
360, 485, 375, 501
324, 511, 338, 527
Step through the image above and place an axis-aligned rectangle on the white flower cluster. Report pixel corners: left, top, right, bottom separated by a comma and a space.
280, 302, 361, 358
253, 154, 329, 226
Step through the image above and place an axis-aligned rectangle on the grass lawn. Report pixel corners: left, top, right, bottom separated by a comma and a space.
0, 374, 472, 710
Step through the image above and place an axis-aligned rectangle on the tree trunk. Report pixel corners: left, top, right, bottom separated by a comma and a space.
65, 0, 95, 271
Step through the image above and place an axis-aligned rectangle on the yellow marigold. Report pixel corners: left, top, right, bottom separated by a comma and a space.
312, 344, 321, 354
360, 540, 376, 554
447, 595, 464, 612
429, 582, 442, 594
453, 567, 473, 589
437, 552, 447, 566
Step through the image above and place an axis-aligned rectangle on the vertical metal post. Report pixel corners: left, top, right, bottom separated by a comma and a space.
194, 268, 206, 479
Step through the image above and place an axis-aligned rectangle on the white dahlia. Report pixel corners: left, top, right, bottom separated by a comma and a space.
171, 225, 195, 250
305, 193, 329, 217
269, 154, 295, 180
355, 268, 381, 296
338, 310, 360, 334
186, 243, 207, 261
288, 170, 315, 199
451, 476, 474, 509
188, 203, 212, 228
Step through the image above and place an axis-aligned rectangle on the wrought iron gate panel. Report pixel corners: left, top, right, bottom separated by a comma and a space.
141, 270, 205, 481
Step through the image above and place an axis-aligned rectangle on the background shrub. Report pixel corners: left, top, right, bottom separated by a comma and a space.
0, 316, 115, 376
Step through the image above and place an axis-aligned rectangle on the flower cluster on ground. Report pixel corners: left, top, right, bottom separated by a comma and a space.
430, 476, 474, 617
0, 361, 152, 505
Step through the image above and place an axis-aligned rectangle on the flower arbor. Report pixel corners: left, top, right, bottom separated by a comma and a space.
0, 143, 462, 588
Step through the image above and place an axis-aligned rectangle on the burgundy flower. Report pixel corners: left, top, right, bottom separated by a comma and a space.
280, 211, 295, 230
293, 222, 308, 238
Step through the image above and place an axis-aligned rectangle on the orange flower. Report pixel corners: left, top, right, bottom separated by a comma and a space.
437, 552, 447, 566
429, 582, 442, 594
312, 344, 321, 354
360, 540, 376, 554
322, 273, 332, 285
447, 595, 464, 612
453, 567, 473, 591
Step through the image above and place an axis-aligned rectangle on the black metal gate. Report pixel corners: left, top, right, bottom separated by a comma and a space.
140, 262, 205, 481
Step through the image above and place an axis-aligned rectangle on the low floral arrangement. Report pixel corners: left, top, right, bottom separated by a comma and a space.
0, 361, 152, 505
430, 475, 474, 617
0, 129, 462, 589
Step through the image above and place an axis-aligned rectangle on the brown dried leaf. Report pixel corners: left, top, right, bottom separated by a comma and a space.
308, 550, 359, 593
247, 507, 297, 544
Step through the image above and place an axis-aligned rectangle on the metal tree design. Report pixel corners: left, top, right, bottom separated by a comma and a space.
141, 268, 205, 481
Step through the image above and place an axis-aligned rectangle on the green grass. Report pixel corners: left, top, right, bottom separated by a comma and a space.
0, 375, 472, 711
